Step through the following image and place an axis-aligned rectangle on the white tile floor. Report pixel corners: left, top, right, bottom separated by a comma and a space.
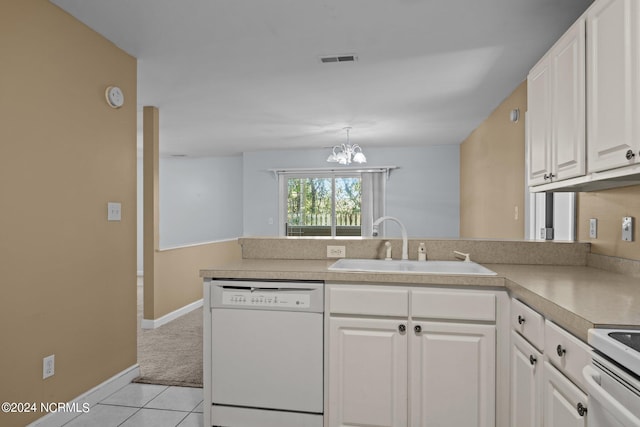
62, 383, 203, 427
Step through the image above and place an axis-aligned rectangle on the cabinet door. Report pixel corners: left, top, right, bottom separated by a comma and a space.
528, 56, 553, 185
328, 317, 408, 427
587, 0, 640, 172
543, 361, 588, 427
410, 321, 495, 427
510, 331, 543, 427
552, 18, 586, 181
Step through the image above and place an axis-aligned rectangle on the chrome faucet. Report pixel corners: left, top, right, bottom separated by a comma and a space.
372, 216, 408, 260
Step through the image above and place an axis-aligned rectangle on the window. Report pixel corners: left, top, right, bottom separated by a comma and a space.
277, 169, 387, 237
284, 175, 362, 237
527, 192, 576, 241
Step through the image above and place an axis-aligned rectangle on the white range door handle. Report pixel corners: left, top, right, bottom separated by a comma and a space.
583, 365, 640, 426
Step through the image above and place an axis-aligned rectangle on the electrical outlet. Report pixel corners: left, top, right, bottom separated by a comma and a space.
540, 228, 554, 240
43, 354, 55, 379
589, 218, 597, 239
622, 217, 634, 241
327, 245, 346, 258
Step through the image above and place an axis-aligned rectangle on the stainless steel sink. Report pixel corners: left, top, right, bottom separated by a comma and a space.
328, 258, 497, 276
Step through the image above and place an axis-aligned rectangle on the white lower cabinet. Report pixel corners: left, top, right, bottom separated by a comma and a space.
410, 321, 495, 427
510, 330, 543, 427
543, 320, 590, 426
327, 284, 504, 427
510, 298, 590, 427
328, 317, 408, 427
543, 361, 588, 427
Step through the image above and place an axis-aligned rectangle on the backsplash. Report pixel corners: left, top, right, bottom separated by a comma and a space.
587, 253, 640, 278
239, 237, 590, 266
577, 184, 640, 262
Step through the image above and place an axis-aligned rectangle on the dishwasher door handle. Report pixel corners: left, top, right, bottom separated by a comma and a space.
221, 285, 314, 292
583, 365, 640, 426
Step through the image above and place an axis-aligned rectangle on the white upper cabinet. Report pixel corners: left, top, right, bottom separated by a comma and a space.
528, 56, 553, 185
527, 0, 640, 191
552, 19, 586, 181
587, 0, 640, 173
527, 18, 586, 186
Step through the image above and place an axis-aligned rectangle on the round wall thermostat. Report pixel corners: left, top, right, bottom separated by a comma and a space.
105, 86, 124, 108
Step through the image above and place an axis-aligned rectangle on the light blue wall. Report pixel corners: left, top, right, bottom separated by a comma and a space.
380, 145, 459, 238
242, 145, 460, 238
136, 145, 459, 270
158, 155, 243, 248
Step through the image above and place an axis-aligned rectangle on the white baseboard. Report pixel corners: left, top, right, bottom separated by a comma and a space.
28, 364, 140, 427
141, 298, 203, 329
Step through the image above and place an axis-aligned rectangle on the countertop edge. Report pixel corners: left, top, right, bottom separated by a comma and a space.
200, 259, 640, 342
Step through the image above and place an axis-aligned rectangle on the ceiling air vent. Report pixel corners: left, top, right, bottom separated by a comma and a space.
320, 54, 358, 64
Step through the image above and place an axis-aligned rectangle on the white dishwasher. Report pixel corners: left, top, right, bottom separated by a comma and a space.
204, 279, 324, 427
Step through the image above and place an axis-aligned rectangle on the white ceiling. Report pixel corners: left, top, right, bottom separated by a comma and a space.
51, 0, 591, 157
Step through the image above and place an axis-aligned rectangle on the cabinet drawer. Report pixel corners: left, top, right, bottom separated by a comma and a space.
544, 320, 591, 391
329, 286, 409, 316
411, 289, 495, 321
511, 299, 545, 351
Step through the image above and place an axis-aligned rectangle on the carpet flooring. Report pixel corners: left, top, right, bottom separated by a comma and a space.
134, 282, 203, 388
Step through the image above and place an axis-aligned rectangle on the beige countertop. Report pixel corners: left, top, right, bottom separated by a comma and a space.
200, 259, 640, 342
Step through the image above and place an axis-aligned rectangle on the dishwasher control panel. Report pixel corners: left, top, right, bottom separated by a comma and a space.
222, 291, 311, 308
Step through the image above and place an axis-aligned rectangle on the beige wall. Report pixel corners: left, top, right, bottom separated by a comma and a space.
577, 186, 640, 261
154, 241, 242, 318
460, 82, 527, 239
0, 2, 137, 426
461, 79, 639, 262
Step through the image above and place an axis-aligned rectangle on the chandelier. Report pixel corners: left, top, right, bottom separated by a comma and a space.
326, 127, 366, 165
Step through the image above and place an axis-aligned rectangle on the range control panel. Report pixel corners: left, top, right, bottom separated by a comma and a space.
222, 291, 311, 308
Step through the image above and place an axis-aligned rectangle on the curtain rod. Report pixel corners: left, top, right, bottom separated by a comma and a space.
268, 166, 398, 179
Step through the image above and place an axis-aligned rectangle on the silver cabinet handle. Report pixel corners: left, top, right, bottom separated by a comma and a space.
556, 345, 566, 357
414, 325, 422, 334
517, 315, 526, 325
529, 355, 537, 366
398, 324, 406, 333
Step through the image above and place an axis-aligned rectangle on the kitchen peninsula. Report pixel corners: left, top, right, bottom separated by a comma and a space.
201, 237, 640, 427
201, 237, 640, 337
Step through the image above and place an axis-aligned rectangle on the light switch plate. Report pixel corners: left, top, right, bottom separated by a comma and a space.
107, 202, 121, 221
43, 354, 55, 379
589, 218, 597, 239
622, 217, 634, 241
